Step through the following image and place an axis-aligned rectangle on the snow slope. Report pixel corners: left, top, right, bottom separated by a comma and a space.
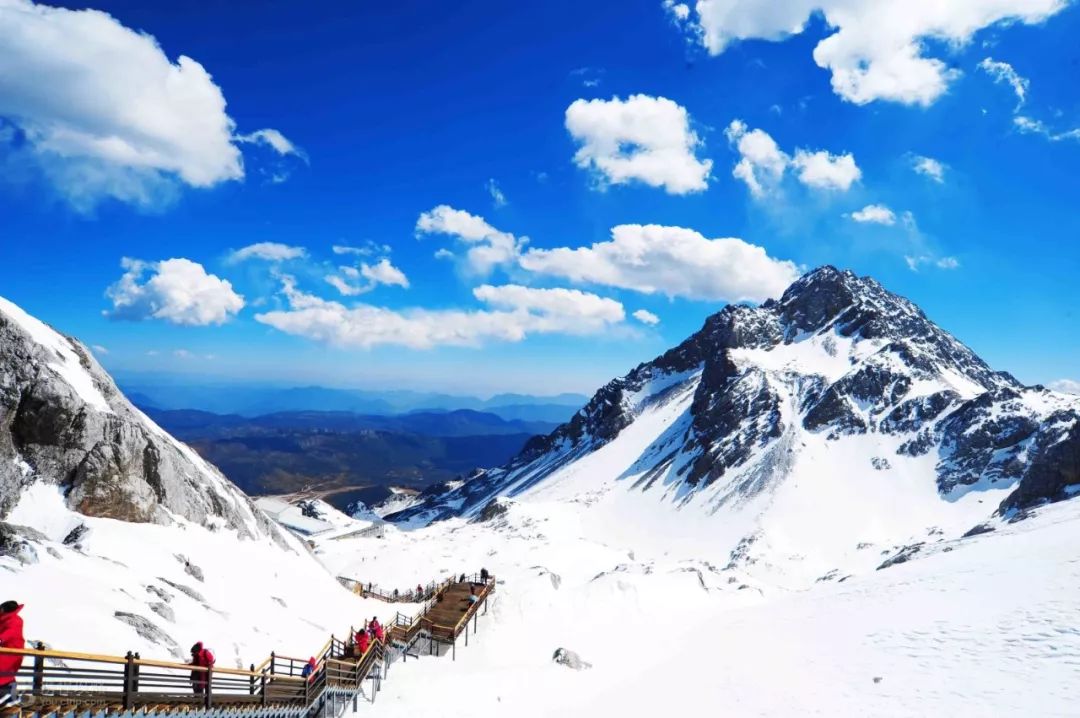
315, 490, 1080, 717
392, 268, 1080, 587
3, 485, 400, 665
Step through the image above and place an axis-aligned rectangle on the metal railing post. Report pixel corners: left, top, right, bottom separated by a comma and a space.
122, 651, 135, 710
270, 651, 276, 675
260, 670, 268, 705
204, 666, 213, 709
249, 663, 256, 695
31, 642, 45, 696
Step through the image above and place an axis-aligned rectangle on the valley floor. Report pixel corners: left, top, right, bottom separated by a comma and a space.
314, 496, 1080, 718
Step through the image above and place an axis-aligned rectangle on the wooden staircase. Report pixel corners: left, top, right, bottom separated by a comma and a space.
0, 575, 496, 718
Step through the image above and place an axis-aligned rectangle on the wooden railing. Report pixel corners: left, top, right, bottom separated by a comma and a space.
0, 574, 497, 716
336, 576, 450, 604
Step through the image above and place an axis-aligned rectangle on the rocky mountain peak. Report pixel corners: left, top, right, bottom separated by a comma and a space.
0, 296, 282, 544
389, 266, 1080, 528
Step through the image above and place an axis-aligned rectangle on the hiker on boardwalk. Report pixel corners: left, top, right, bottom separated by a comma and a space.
356, 629, 371, 656
301, 657, 316, 681
189, 642, 215, 695
468, 586, 479, 605
369, 617, 384, 643
480, 567, 490, 583
416, 583, 423, 599
0, 601, 25, 707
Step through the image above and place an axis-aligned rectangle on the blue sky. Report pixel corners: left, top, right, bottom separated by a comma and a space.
1, 0, 1078, 396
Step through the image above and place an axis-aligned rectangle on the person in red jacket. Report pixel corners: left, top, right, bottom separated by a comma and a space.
355, 630, 370, 656
188, 642, 215, 696
0, 601, 25, 707
368, 617, 384, 643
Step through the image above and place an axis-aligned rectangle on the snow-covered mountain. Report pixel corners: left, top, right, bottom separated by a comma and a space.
391, 267, 1080, 579
0, 295, 279, 539
0, 295, 387, 662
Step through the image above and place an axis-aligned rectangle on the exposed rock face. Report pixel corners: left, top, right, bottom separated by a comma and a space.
0, 296, 282, 543
390, 266, 1080, 524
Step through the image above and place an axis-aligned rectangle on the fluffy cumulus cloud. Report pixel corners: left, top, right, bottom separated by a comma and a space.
912, 155, 946, 182
1049, 379, 1080, 395
326, 258, 410, 296
725, 120, 859, 196
791, 148, 861, 190
0, 0, 299, 209
416, 205, 525, 275
105, 257, 244, 325
227, 242, 307, 263
849, 203, 897, 225
633, 309, 661, 326
254, 276, 625, 349
669, 0, 1068, 106
565, 95, 712, 194
520, 223, 800, 302
724, 120, 788, 196
977, 57, 1029, 108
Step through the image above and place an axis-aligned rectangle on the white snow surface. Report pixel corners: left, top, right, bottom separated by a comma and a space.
3, 484, 397, 665
0, 295, 112, 413
312, 492, 1080, 717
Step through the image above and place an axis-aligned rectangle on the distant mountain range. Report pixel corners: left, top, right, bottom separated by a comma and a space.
142, 407, 560, 439
141, 407, 554, 499
118, 380, 588, 424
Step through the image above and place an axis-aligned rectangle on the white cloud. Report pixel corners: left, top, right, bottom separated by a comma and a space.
416, 205, 525, 275
173, 349, 193, 359
663, 1, 692, 22
905, 254, 961, 271
326, 258, 410, 296
633, 309, 661, 326
520, 223, 800, 302
791, 148, 861, 190
912, 155, 946, 183
725, 119, 860, 196
234, 129, 308, 161
227, 242, 307, 263
1049, 379, 1080, 395
332, 242, 392, 257
977, 57, 1029, 109
1014, 115, 1080, 142
570, 66, 605, 88
486, 178, 507, 207
254, 276, 625, 349
145, 350, 160, 357
434, 248, 455, 260
0, 0, 297, 209
725, 120, 788, 196
670, 0, 1067, 106
565, 95, 712, 195
849, 203, 897, 225
105, 257, 244, 325
90, 344, 108, 355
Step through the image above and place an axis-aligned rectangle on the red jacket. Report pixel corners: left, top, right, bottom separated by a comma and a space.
0, 606, 25, 687
189, 643, 215, 687
356, 632, 370, 655
373, 624, 385, 642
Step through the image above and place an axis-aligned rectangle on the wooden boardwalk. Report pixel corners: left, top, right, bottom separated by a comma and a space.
2, 575, 496, 718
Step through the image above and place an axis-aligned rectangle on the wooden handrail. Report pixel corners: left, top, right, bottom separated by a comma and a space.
1, 572, 497, 715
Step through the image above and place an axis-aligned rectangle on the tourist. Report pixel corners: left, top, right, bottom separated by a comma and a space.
189, 642, 215, 695
0, 601, 25, 708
